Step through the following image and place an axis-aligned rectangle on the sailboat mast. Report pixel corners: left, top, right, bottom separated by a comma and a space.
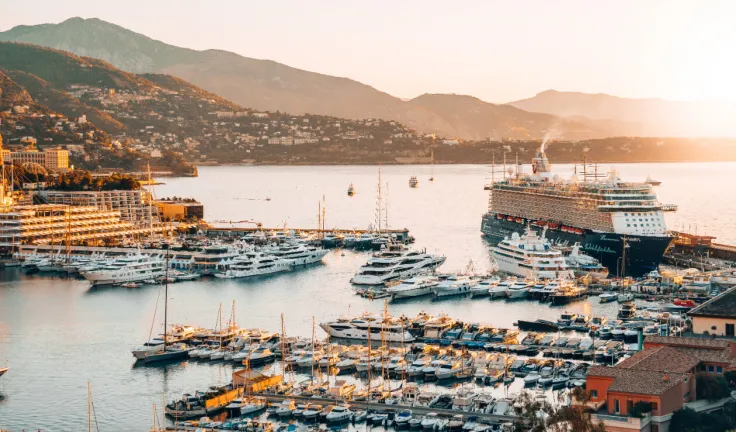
280, 313, 287, 379
88, 382, 92, 432
311, 316, 315, 385
367, 320, 372, 393
163, 245, 169, 350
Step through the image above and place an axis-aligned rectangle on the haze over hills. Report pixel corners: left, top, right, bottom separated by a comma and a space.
0, 17, 609, 141
509, 90, 736, 138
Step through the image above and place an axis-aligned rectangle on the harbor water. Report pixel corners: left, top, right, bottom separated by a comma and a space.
0, 162, 735, 431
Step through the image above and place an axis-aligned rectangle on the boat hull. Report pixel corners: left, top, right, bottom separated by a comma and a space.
481, 213, 673, 278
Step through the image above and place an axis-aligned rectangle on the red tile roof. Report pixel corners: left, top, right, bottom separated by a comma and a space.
644, 335, 731, 349
616, 346, 700, 373
588, 366, 687, 396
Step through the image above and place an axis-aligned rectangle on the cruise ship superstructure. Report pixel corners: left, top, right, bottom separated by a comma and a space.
481, 149, 677, 277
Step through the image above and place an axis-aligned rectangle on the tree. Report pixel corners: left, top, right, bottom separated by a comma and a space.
546, 387, 607, 432
670, 408, 702, 432
696, 373, 731, 401
511, 388, 606, 432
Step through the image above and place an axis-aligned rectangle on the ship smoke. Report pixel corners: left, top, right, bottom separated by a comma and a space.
540, 124, 561, 153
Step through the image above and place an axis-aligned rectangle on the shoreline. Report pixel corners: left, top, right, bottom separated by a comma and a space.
195, 159, 736, 168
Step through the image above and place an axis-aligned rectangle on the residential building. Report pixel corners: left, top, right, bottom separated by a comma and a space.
0, 204, 147, 247
585, 335, 736, 431
3, 145, 70, 172
39, 190, 159, 226
687, 286, 736, 337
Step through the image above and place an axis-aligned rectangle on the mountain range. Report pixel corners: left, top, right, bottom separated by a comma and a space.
0, 17, 631, 140
3, 17, 736, 139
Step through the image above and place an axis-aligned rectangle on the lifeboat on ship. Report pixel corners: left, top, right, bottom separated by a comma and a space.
507, 216, 514, 222
549, 223, 560, 230
515, 218, 524, 223
497, 214, 504, 220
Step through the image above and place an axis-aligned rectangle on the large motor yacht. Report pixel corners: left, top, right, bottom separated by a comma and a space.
490, 227, 574, 280
351, 243, 445, 285
215, 252, 291, 279
82, 254, 166, 285
265, 242, 328, 266
386, 275, 440, 299
319, 313, 415, 342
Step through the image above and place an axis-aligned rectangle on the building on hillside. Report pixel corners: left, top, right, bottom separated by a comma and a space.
687, 286, 736, 337
585, 335, 736, 431
156, 200, 204, 222
2, 144, 70, 172
38, 190, 159, 226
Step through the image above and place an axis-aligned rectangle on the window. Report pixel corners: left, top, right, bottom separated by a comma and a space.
727, 323, 735, 337
708, 365, 715, 372
590, 390, 598, 398
716, 366, 723, 373
651, 402, 658, 410
627, 224, 631, 227
614, 399, 620, 414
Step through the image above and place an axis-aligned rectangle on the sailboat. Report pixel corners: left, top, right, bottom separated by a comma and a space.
137, 245, 191, 364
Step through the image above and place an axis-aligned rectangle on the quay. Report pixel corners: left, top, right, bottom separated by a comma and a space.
206, 226, 412, 239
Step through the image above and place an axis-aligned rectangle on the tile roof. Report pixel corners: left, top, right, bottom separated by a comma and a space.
588, 366, 687, 396
687, 286, 736, 318
644, 335, 731, 349
615, 346, 700, 373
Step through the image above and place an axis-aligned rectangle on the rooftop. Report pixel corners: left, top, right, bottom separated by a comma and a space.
644, 335, 732, 349
687, 286, 736, 319
588, 366, 687, 396
616, 346, 700, 373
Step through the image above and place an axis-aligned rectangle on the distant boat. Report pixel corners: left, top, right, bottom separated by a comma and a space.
0, 366, 8, 377
645, 175, 661, 186
429, 150, 435, 181
347, 183, 355, 196
409, 176, 418, 188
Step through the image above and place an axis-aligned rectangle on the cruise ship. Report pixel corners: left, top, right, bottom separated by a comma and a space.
319, 313, 415, 342
481, 149, 677, 277
350, 243, 446, 285
490, 228, 575, 280
82, 254, 166, 285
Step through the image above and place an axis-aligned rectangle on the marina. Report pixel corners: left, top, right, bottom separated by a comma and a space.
1, 163, 736, 431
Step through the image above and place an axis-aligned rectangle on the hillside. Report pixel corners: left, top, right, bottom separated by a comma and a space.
509, 90, 736, 137
0, 17, 607, 140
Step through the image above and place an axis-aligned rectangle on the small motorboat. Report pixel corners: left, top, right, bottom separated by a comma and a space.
347, 184, 355, 196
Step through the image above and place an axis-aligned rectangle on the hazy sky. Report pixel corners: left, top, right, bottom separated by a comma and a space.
3, 0, 736, 103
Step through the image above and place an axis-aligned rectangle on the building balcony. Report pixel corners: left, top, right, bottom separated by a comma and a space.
591, 412, 652, 431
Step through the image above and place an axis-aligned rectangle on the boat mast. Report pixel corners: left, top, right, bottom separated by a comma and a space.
88, 381, 92, 432
367, 319, 372, 395
280, 313, 287, 380
164, 245, 169, 350
376, 166, 383, 234
311, 316, 315, 386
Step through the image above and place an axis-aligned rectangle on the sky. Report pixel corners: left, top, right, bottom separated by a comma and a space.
3, 0, 736, 103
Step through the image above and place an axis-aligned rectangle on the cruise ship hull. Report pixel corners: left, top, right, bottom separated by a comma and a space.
481, 213, 673, 278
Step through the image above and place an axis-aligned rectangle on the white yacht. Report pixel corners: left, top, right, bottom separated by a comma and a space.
82, 254, 166, 285
489, 278, 515, 298
216, 252, 291, 279
386, 275, 440, 299
565, 243, 609, 280
470, 277, 500, 297
490, 228, 575, 280
351, 243, 446, 285
319, 313, 415, 342
265, 242, 328, 266
433, 275, 478, 298
506, 279, 533, 299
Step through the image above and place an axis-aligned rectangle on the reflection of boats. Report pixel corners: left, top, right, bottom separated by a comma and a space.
409, 176, 418, 188
645, 175, 662, 186
347, 184, 355, 196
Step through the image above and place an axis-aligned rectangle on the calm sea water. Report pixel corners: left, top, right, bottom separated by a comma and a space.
0, 163, 734, 431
